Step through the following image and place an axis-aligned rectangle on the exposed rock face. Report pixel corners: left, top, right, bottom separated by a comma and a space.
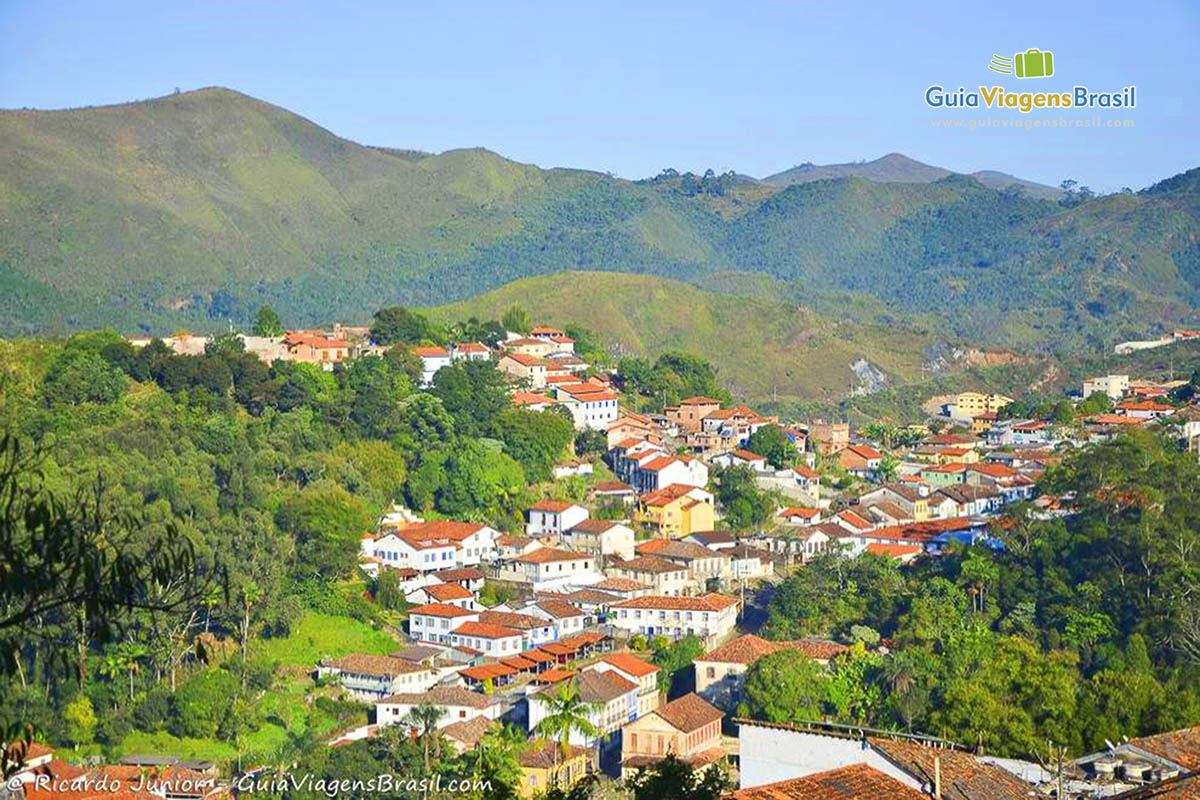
850, 358, 889, 394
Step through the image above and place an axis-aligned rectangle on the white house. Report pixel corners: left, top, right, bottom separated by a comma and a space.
608, 593, 739, 642
405, 581, 478, 609
590, 652, 661, 718
522, 599, 588, 639
1083, 374, 1129, 400
564, 519, 636, 560
712, 449, 768, 471
386, 520, 500, 566
407, 602, 479, 644
376, 686, 500, 729
414, 346, 452, 387
631, 455, 709, 494
451, 342, 490, 362
449, 621, 525, 657
526, 500, 589, 537
510, 547, 604, 590
554, 383, 620, 430
316, 653, 438, 700
367, 531, 458, 573
528, 671, 639, 749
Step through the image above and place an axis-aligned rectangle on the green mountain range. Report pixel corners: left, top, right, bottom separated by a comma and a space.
2, 87, 1198, 361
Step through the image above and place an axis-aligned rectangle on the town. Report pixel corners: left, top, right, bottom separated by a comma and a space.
9, 308, 1198, 800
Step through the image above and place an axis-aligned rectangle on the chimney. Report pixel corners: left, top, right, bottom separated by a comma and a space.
933, 756, 942, 799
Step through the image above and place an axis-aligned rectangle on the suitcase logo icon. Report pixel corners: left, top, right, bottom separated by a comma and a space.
989, 49, 1054, 79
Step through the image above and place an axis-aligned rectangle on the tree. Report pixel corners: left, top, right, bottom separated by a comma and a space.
383, 345, 425, 387
63, 695, 97, 747
252, 306, 284, 337
626, 755, 732, 800
746, 425, 796, 469
429, 361, 511, 438
370, 306, 434, 346
276, 483, 375, 577
41, 348, 128, 406
651, 635, 705, 695
501, 305, 532, 335
493, 407, 575, 482
403, 702, 446, 774
739, 650, 828, 722
533, 681, 600, 779
715, 466, 773, 529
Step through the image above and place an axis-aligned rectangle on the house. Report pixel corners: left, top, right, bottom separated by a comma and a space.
404, 581, 478, 609
632, 454, 709, 494
1083, 374, 1129, 399
564, 519, 636, 560
606, 413, 662, 448
413, 346, 452, 387
376, 685, 501, 729
590, 479, 637, 506
496, 535, 544, 561
666, 397, 724, 432
384, 520, 500, 566
608, 593, 739, 642
737, 718, 1035, 799
451, 342, 490, 362
498, 353, 549, 389
865, 542, 924, 563
1117, 399, 1176, 420
607, 556, 691, 597
526, 500, 589, 537
441, 717, 496, 754
477, 610, 558, 648
935, 484, 1001, 516
833, 508, 876, 534
726, 544, 775, 580
590, 652, 661, 717
554, 383, 620, 430
857, 484, 931, 521
528, 670, 639, 751
523, 599, 588, 639
366, 530, 458, 572
512, 391, 557, 411
552, 460, 594, 479
700, 406, 773, 446
432, 567, 487, 593
1072, 723, 1200, 792
620, 693, 725, 778
283, 332, 351, 369
986, 419, 1052, 447
776, 506, 822, 526
965, 463, 1037, 502
809, 421, 850, 455
684, 529, 737, 550
636, 539, 732, 589
517, 742, 591, 798
728, 765, 927, 800
834, 445, 883, 479
749, 525, 834, 564
637, 484, 716, 538
949, 391, 1013, 420
449, 621, 525, 657
510, 547, 603, 590
407, 603, 479, 644
919, 462, 968, 487
693, 634, 848, 710
315, 653, 438, 700
504, 337, 557, 358
712, 449, 769, 471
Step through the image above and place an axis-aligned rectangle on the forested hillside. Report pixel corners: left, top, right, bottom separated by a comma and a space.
2, 88, 1199, 356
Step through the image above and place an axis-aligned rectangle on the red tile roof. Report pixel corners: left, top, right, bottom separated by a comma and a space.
409, 602, 477, 618
600, 652, 660, 678
514, 547, 592, 564
612, 593, 737, 612
1129, 725, 1200, 770
656, 692, 723, 733
729, 764, 926, 800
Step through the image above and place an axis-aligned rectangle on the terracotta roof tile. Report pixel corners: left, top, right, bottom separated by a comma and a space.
656, 693, 723, 733
729, 764, 926, 800
600, 652, 659, 678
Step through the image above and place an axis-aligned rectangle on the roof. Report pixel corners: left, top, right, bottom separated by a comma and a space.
688, 530, 737, 544
1129, 725, 1200, 770
593, 480, 635, 493
533, 599, 586, 619
398, 520, 488, 542
641, 484, 708, 507
529, 499, 582, 513
590, 577, 652, 592
380, 685, 494, 709
656, 693, 724, 733
320, 653, 429, 677
869, 737, 1033, 800
636, 539, 730, 562
728, 764, 926, 800
573, 669, 638, 703
611, 593, 738, 612
697, 634, 848, 665
514, 547, 591, 564
454, 342, 489, 353
612, 555, 687, 574
441, 717, 495, 749
512, 391, 555, 407
571, 519, 624, 534
600, 652, 660, 678
791, 464, 820, 480
866, 542, 925, 559
478, 610, 550, 631
433, 567, 486, 582
422, 583, 473, 602
413, 346, 450, 357
518, 741, 589, 769
408, 602, 477, 618
453, 621, 523, 639
500, 352, 547, 367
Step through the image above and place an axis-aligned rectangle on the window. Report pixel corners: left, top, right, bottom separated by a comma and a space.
706, 666, 715, 678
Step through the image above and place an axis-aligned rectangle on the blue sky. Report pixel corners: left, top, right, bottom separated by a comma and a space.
1, 0, 1196, 191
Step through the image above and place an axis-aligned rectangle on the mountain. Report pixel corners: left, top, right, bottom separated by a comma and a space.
1, 87, 1198, 360
428, 271, 943, 403
762, 153, 1062, 199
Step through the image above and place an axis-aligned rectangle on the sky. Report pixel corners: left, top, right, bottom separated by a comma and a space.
1, 0, 1197, 192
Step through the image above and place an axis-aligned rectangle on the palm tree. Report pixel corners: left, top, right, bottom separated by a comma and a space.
101, 641, 148, 701
533, 681, 601, 785
404, 702, 446, 774
467, 724, 526, 799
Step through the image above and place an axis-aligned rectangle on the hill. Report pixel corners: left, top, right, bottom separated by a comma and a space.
2, 87, 1199, 360
762, 153, 1062, 199
428, 271, 949, 403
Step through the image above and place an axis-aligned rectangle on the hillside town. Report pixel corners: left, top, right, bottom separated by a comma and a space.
12, 319, 1180, 800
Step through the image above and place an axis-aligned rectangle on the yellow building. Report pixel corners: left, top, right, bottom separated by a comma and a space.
951, 392, 1013, 420
518, 742, 591, 797
637, 484, 715, 538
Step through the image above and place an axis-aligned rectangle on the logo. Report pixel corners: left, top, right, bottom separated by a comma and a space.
924, 47, 1135, 114
989, 49, 1055, 79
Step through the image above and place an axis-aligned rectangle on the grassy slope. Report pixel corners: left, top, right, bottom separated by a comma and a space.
428, 271, 939, 404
